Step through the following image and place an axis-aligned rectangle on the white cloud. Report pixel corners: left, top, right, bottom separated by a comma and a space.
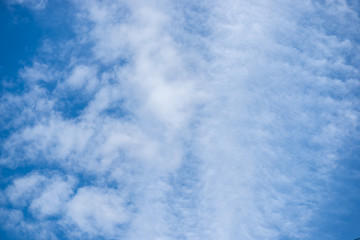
5, 173, 47, 207
5, 173, 75, 217
20, 62, 52, 82
63, 65, 98, 93
30, 176, 75, 218
65, 187, 129, 238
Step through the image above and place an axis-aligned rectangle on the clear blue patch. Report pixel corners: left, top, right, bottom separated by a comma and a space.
55, 91, 91, 119
0, 2, 42, 93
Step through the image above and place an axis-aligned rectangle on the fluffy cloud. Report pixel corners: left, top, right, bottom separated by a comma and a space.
5, 173, 47, 208
65, 187, 129, 238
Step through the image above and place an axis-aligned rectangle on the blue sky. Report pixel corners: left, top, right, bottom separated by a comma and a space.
0, 0, 359, 239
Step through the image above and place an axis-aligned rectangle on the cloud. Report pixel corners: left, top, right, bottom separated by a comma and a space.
65, 187, 129, 238
0, 0, 359, 239
30, 176, 75, 218
5, 173, 75, 212
1, 172, 75, 239
7, 0, 48, 10
5, 173, 47, 208
19, 62, 52, 83
63, 65, 98, 92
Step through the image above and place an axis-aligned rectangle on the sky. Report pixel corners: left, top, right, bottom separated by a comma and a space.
0, 0, 359, 239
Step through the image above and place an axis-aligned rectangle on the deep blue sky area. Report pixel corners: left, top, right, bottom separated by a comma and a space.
0, 2, 42, 82
0, 1, 74, 94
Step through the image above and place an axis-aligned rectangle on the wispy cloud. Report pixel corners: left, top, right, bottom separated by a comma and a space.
6, 0, 48, 10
